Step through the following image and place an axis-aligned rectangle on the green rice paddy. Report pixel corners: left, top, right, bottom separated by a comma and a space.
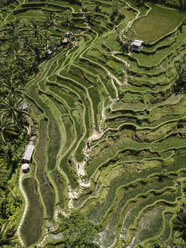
7, 0, 186, 247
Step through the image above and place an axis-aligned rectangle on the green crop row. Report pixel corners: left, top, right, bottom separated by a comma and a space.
21, 177, 43, 247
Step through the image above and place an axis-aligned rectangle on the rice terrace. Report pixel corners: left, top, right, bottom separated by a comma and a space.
0, 0, 186, 247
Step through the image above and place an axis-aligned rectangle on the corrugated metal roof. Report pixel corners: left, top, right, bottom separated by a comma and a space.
22, 145, 35, 161
133, 40, 143, 44
131, 42, 141, 47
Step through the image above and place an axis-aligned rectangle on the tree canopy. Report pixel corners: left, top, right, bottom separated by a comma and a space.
56, 210, 100, 248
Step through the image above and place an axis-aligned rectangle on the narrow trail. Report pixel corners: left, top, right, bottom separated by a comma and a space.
17, 118, 37, 247
108, 71, 123, 86
69, 127, 103, 208
36, 209, 69, 247
79, 2, 91, 30
17, 171, 28, 248
65, 26, 131, 213
121, 0, 141, 32
67, 85, 115, 210
127, 236, 136, 248
99, 101, 106, 132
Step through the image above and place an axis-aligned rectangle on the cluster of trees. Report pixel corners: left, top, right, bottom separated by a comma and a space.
150, 204, 186, 247
110, 0, 125, 24
0, 0, 14, 8
0, 18, 53, 155
166, 63, 186, 94
0, 20, 29, 234
116, 27, 135, 53
47, 207, 186, 247
85, 0, 125, 29
173, 205, 186, 243
0, 10, 76, 147
0, 2, 79, 242
175, 64, 186, 93
48, 210, 100, 248
0, 8, 75, 242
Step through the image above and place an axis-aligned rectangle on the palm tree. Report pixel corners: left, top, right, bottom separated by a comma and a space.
158, 168, 167, 182
175, 65, 186, 93
135, 0, 144, 7
44, 30, 51, 42
86, 13, 94, 25
7, 21, 21, 42
46, 12, 60, 31
112, 0, 119, 11
0, 115, 21, 160
22, 33, 41, 62
119, 27, 134, 53
29, 20, 42, 39
0, 95, 27, 127
0, 221, 19, 247
23, 35, 36, 55
0, 78, 24, 98
61, 10, 73, 28
0, 117, 18, 143
110, 0, 119, 20
173, 207, 186, 241
0, 56, 17, 82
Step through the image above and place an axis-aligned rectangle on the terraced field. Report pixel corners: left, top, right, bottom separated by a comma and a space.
8, 0, 185, 247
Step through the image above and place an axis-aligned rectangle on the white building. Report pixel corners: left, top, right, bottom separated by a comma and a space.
18, 102, 28, 110
22, 145, 35, 163
130, 40, 143, 52
21, 163, 30, 173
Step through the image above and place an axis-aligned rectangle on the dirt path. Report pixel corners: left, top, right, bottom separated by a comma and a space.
17, 115, 37, 247
17, 171, 28, 247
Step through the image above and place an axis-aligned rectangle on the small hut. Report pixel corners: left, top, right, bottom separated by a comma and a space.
130, 40, 143, 52
62, 32, 71, 45
65, 32, 71, 38
62, 37, 68, 45
45, 49, 53, 56
21, 163, 29, 173
18, 102, 28, 111
22, 145, 35, 163
30, 126, 37, 137
45, 44, 55, 57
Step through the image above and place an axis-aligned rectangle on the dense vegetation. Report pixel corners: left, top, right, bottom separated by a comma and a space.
0, 0, 185, 247
46, 210, 100, 248
0, 1, 70, 244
